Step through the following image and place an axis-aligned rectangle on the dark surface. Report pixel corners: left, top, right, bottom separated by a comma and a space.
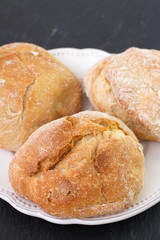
0, 0, 160, 239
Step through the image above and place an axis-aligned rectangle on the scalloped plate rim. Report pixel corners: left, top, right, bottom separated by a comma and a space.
0, 186, 160, 225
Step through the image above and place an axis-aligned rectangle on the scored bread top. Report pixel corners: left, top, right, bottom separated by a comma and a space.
0, 42, 82, 151
9, 111, 144, 218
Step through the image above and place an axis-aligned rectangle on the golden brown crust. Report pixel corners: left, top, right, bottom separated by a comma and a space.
83, 47, 160, 141
9, 111, 144, 218
0, 42, 82, 151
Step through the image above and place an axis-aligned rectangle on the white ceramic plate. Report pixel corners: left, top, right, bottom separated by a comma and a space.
0, 48, 160, 225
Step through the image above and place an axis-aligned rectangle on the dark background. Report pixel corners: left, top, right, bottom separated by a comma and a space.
0, 0, 160, 239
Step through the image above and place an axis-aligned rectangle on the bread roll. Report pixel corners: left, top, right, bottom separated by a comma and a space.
0, 42, 82, 151
83, 47, 160, 141
9, 111, 144, 218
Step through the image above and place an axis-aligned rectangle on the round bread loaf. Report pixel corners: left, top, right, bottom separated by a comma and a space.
9, 111, 145, 218
0, 42, 82, 151
83, 47, 160, 141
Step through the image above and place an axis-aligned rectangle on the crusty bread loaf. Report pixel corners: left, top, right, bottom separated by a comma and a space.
83, 47, 160, 141
9, 111, 145, 218
0, 42, 82, 151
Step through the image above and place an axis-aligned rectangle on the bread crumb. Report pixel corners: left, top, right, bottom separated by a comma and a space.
0, 79, 6, 84
137, 146, 143, 152
30, 51, 39, 56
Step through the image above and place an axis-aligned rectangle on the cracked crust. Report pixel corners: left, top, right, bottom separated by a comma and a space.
9, 111, 145, 218
83, 47, 160, 141
0, 42, 82, 151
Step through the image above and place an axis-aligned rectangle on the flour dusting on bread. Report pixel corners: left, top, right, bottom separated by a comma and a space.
9, 111, 144, 218
83, 47, 160, 141
0, 42, 82, 151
